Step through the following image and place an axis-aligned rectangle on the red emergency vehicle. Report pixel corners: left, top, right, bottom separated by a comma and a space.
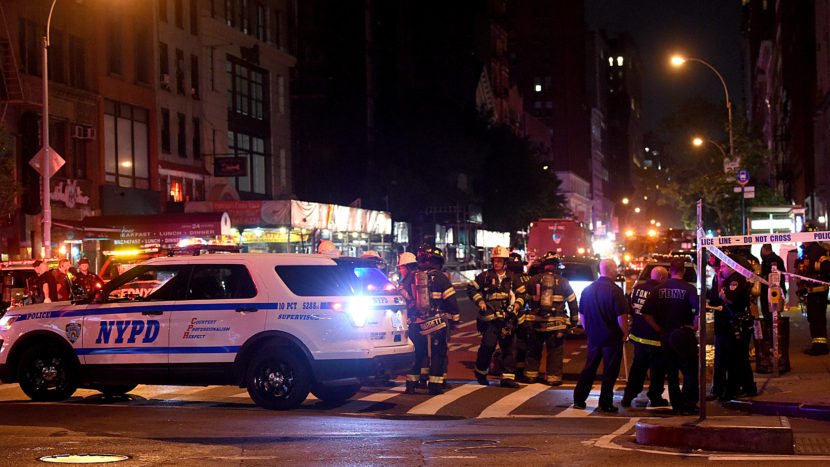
527, 218, 594, 260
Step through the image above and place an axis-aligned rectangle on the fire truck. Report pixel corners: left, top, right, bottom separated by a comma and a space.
527, 218, 594, 261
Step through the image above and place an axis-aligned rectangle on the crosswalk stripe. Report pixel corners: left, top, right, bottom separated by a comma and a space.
448, 343, 470, 351
407, 383, 485, 415
468, 345, 480, 353
337, 386, 406, 413
555, 388, 601, 417
457, 320, 477, 329
451, 331, 479, 339
477, 383, 549, 418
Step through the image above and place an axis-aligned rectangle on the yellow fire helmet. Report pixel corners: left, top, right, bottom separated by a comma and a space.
491, 246, 510, 259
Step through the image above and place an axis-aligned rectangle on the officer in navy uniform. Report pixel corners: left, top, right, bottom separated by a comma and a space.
506, 252, 531, 381
622, 266, 669, 408
641, 258, 700, 415
73, 258, 103, 296
468, 246, 525, 387
517, 252, 578, 386
798, 223, 830, 355
404, 246, 460, 395
717, 257, 757, 400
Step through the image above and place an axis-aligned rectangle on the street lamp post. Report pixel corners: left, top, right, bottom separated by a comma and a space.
671, 56, 734, 164
41, 0, 58, 258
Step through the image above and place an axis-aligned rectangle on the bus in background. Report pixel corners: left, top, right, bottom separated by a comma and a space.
527, 218, 594, 260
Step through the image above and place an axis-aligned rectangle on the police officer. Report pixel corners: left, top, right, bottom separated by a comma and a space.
73, 258, 103, 296
518, 252, 578, 386
405, 246, 460, 395
717, 258, 757, 399
641, 258, 699, 415
798, 223, 830, 355
622, 266, 669, 408
468, 246, 524, 387
506, 252, 531, 380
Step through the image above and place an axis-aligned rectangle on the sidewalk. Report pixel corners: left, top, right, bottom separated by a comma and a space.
724, 307, 830, 420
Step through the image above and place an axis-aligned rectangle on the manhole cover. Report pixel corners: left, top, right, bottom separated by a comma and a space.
456, 446, 536, 454
424, 439, 499, 447
39, 454, 130, 464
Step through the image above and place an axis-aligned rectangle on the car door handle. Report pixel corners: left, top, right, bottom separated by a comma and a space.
236, 307, 259, 313
141, 310, 163, 316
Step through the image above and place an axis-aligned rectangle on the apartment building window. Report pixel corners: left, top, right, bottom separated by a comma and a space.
255, 3, 266, 41
192, 117, 201, 159
159, 42, 170, 90
279, 148, 286, 190
69, 35, 85, 88
72, 137, 87, 179
227, 58, 265, 119
177, 112, 187, 157
107, 22, 123, 75
48, 30, 66, 83
159, 0, 168, 22
190, 0, 198, 34
190, 54, 199, 98
174, 0, 183, 28
277, 74, 284, 113
228, 130, 266, 195
104, 100, 149, 189
239, 0, 249, 34
161, 108, 171, 153
273, 9, 281, 48
135, 23, 151, 84
225, 0, 235, 27
175, 49, 185, 94
19, 18, 40, 76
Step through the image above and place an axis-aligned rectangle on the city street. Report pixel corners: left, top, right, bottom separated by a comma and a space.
3, 295, 830, 465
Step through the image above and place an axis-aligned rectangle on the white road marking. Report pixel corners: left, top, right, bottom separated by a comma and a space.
452, 331, 479, 339
408, 384, 485, 415
555, 388, 601, 418
337, 386, 406, 413
457, 320, 477, 329
571, 351, 581, 356
477, 383, 549, 418
448, 343, 470, 351
563, 358, 571, 363
468, 345, 480, 353
580, 345, 588, 349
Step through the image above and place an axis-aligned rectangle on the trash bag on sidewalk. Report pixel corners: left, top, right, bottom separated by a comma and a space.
754, 317, 790, 374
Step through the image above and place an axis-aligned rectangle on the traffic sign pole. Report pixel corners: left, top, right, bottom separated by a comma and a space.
737, 170, 750, 235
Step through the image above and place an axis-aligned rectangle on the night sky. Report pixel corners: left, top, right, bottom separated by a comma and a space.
585, 0, 744, 131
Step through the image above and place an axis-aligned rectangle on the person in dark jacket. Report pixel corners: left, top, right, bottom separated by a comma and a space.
573, 259, 630, 413
642, 258, 700, 415
717, 260, 757, 400
622, 266, 668, 408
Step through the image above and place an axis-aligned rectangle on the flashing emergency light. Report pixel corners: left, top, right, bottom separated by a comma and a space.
345, 296, 372, 327
383, 283, 396, 292
577, 247, 586, 255
647, 229, 657, 237
624, 254, 632, 262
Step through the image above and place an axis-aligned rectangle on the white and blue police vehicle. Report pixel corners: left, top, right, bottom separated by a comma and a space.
0, 253, 413, 410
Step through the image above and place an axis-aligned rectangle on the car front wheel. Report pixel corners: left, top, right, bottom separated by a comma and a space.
245, 344, 310, 410
311, 383, 361, 403
17, 344, 79, 402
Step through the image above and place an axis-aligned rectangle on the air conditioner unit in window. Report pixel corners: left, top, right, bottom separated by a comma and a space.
161, 73, 171, 90
72, 125, 95, 140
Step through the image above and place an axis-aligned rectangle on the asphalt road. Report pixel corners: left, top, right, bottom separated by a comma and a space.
2, 296, 830, 465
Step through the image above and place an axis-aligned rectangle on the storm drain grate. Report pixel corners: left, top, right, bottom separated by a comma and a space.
795, 436, 830, 455
455, 446, 537, 454
424, 439, 499, 447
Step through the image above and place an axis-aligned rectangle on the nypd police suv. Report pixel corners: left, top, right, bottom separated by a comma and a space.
0, 253, 414, 410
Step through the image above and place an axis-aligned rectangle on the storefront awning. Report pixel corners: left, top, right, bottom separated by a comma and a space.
70, 212, 232, 244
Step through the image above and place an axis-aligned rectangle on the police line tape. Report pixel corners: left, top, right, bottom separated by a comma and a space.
708, 245, 830, 287
698, 230, 830, 247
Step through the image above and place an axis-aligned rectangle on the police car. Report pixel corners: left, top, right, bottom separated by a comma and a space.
0, 253, 414, 410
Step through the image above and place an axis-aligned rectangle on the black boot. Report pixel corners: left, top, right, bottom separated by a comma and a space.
804, 344, 829, 355
500, 379, 519, 388
428, 382, 444, 395
474, 371, 489, 386
405, 380, 417, 394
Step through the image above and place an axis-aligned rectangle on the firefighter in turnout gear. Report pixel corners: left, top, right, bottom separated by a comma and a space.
517, 252, 579, 386
468, 246, 525, 387
506, 252, 532, 380
798, 222, 830, 355
398, 252, 429, 392
403, 246, 460, 395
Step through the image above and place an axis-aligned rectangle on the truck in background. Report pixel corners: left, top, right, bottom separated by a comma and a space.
527, 218, 594, 261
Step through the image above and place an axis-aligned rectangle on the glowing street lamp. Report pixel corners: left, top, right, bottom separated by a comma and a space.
622, 197, 630, 205
625, 229, 635, 238
647, 229, 657, 237
671, 55, 734, 165
634, 207, 641, 213
650, 219, 656, 225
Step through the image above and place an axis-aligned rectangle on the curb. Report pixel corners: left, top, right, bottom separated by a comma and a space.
635, 416, 794, 454
725, 399, 830, 421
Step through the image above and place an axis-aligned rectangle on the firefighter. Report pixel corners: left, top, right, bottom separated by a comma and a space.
404, 246, 460, 395
398, 252, 430, 393
468, 246, 524, 387
798, 222, 830, 355
517, 252, 579, 386
72, 258, 103, 296
506, 252, 531, 380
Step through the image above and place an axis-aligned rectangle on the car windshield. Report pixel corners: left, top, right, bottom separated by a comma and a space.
275, 265, 397, 297
561, 263, 596, 282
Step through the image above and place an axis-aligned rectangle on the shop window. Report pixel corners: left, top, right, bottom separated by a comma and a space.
170, 179, 183, 202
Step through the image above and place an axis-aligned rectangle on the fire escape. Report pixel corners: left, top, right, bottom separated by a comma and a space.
0, 2, 25, 119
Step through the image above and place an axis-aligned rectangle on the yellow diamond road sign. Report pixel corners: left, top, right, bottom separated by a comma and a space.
29, 146, 65, 178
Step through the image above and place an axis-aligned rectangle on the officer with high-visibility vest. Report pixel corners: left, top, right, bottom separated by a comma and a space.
622, 266, 668, 407
517, 252, 578, 386
798, 223, 830, 355
468, 246, 524, 387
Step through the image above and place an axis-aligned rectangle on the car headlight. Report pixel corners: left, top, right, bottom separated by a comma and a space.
0, 314, 18, 330
345, 296, 372, 327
